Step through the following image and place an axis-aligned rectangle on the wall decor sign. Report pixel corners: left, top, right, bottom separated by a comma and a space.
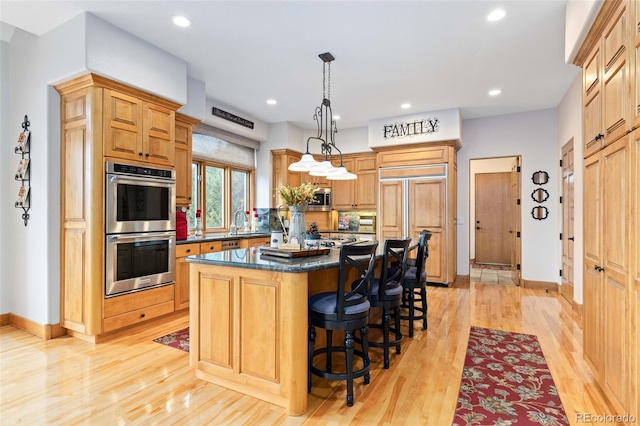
383, 117, 439, 140
212, 107, 254, 129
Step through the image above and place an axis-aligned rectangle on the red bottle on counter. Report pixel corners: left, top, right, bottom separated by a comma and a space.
176, 209, 188, 240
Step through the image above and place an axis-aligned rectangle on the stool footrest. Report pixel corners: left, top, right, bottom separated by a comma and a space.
309, 346, 370, 381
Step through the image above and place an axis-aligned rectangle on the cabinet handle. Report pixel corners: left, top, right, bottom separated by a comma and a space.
596, 133, 604, 141
594, 265, 604, 272
568, 237, 574, 241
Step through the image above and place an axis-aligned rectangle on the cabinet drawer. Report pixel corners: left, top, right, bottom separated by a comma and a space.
103, 284, 174, 318
177, 243, 201, 258
200, 241, 222, 253
103, 300, 175, 333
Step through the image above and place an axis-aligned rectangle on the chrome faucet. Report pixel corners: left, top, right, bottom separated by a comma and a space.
230, 208, 247, 235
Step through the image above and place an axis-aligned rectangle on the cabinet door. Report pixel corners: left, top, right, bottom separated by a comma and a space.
143, 102, 175, 166
601, 136, 630, 412
583, 152, 603, 377
584, 43, 604, 158
354, 156, 377, 209
175, 243, 200, 310
379, 180, 404, 240
104, 89, 143, 162
175, 119, 193, 207
633, 0, 640, 129
331, 158, 356, 209
632, 128, 640, 419
409, 178, 446, 283
602, 2, 630, 146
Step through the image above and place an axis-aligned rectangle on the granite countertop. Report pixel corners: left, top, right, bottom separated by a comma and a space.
177, 232, 270, 245
186, 242, 384, 273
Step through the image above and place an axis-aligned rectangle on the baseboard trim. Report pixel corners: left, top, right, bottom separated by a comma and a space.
572, 300, 584, 319
0, 313, 9, 326
455, 274, 470, 284
521, 279, 558, 292
5, 313, 67, 340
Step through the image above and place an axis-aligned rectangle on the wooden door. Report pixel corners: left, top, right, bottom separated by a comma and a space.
632, 128, 640, 420
583, 152, 603, 378
475, 172, 511, 264
634, 0, 640, 129
379, 180, 403, 240
561, 141, 575, 303
510, 158, 521, 285
143, 102, 175, 166
601, 136, 629, 412
104, 89, 143, 162
409, 178, 446, 283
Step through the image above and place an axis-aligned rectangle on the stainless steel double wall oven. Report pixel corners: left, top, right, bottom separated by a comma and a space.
105, 161, 176, 297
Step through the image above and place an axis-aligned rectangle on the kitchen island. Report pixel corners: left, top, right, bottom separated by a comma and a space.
186, 245, 375, 415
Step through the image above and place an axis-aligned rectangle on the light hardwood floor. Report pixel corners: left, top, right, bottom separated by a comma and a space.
0, 282, 619, 425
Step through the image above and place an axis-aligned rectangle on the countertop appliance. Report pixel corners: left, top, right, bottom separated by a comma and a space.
308, 188, 331, 211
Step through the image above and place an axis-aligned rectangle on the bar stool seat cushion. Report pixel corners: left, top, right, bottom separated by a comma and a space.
369, 278, 403, 300
310, 292, 371, 316
404, 266, 427, 282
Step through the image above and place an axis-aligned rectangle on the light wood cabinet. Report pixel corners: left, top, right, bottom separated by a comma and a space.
575, 2, 638, 417
376, 143, 458, 285
200, 241, 222, 254
272, 149, 302, 207
583, 43, 604, 158
55, 73, 181, 338
103, 285, 175, 333
331, 154, 377, 210
175, 243, 201, 310
241, 237, 271, 248
104, 89, 176, 166
175, 113, 200, 208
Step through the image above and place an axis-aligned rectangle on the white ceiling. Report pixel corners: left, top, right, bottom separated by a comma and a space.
1, 0, 580, 130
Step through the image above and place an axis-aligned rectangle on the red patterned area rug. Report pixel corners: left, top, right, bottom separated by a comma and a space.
452, 326, 569, 426
473, 263, 512, 271
153, 327, 189, 353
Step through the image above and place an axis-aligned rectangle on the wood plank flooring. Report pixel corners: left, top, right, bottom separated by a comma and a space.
0, 282, 619, 425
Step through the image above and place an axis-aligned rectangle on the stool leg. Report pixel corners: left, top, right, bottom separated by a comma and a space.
421, 286, 428, 330
345, 330, 355, 407
308, 325, 316, 393
326, 329, 333, 372
383, 307, 390, 369
362, 324, 370, 385
408, 285, 416, 337
394, 306, 402, 354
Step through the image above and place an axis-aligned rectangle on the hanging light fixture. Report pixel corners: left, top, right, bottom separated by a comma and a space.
288, 52, 356, 180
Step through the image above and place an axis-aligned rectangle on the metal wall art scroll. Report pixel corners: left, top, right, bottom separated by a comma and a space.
383, 117, 440, 139
530, 170, 549, 220
531, 206, 549, 220
531, 170, 549, 185
531, 188, 549, 203
14, 115, 31, 226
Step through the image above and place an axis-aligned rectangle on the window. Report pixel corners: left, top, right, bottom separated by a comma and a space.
190, 160, 253, 232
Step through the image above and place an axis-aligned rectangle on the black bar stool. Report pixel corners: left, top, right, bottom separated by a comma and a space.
308, 240, 379, 407
365, 238, 411, 369
400, 230, 431, 337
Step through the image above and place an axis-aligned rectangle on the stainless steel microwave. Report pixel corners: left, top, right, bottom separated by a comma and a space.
308, 188, 331, 211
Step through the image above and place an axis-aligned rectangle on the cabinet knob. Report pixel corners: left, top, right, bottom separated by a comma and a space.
186, 249, 191, 253
138, 152, 143, 156
568, 237, 574, 241
145, 153, 150, 157
140, 313, 146, 318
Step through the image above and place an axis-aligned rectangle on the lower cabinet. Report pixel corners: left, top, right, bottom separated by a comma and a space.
102, 285, 175, 333
175, 243, 201, 311
241, 237, 271, 248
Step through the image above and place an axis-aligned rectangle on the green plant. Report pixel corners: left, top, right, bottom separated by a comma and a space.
276, 182, 319, 206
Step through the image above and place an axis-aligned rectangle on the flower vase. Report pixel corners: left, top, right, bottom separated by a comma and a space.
288, 204, 307, 247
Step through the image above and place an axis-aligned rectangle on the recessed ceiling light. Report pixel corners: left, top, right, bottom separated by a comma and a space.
172, 16, 191, 27
266, 99, 277, 105
489, 89, 502, 96
333, 115, 341, 120
487, 9, 506, 22
401, 103, 411, 109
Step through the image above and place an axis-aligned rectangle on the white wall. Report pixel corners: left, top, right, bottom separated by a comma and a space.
468, 157, 518, 260
0, 38, 10, 313
204, 98, 269, 142
458, 109, 560, 283
557, 72, 583, 303
565, 0, 602, 63
178, 76, 206, 122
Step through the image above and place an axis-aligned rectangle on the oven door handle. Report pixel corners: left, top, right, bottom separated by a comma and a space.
109, 231, 176, 243
108, 174, 176, 185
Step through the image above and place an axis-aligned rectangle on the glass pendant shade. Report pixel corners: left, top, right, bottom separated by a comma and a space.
288, 153, 319, 171
326, 166, 357, 180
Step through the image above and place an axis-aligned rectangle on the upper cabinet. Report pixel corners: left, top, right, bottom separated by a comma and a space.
578, 0, 634, 158
633, 0, 640, 129
104, 89, 176, 166
331, 154, 377, 210
175, 113, 200, 208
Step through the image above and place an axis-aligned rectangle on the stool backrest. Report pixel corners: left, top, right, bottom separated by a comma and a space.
413, 230, 432, 283
375, 238, 411, 299
337, 241, 379, 320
